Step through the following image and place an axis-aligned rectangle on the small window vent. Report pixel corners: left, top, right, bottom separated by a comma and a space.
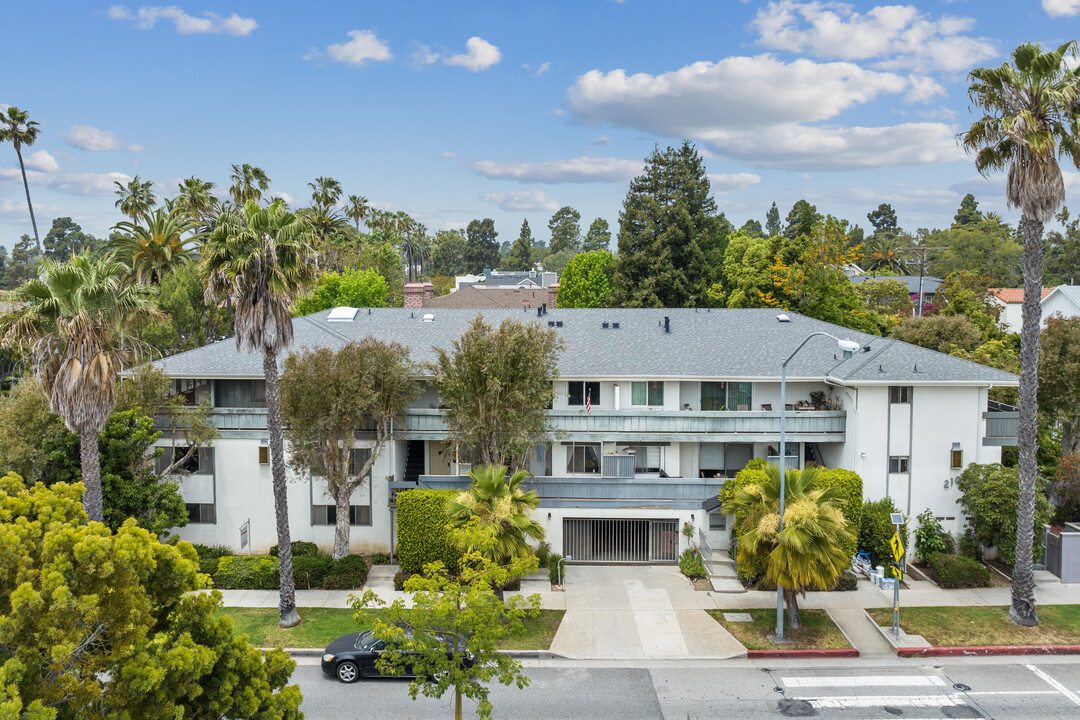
422, 313, 435, 322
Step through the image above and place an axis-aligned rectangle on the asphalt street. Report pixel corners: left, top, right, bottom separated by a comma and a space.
293, 656, 1080, 719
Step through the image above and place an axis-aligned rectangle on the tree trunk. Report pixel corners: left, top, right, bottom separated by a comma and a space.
14, 146, 40, 252
79, 426, 105, 523
332, 483, 352, 560
455, 686, 462, 720
1011, 212, 1042, 628
785, 589, 801, 630
265, 349, 301, 628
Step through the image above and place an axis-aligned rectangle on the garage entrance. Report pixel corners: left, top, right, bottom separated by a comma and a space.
562, 518, 679, 563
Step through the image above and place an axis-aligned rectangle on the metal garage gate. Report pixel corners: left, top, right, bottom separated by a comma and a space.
563, 518, 679, 563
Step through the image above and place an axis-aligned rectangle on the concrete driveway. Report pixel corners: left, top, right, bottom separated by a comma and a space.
548, 565, 745, 660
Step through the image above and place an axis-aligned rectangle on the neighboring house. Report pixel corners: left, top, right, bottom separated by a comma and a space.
1040, 286, 1080, 325
152, 308, 1017, 562
455, 268, 558, 291
416, 283, 558, 310
990, 287, 1055, 333
850, 274, 943, 311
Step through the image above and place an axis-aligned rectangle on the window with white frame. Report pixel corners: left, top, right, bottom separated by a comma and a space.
889, 386, 912, 404
311, 448, 373, 527
631, 380, 664, 407
567, 381, 600, 407
565, 443, 601, 474
889, 456, 909, 473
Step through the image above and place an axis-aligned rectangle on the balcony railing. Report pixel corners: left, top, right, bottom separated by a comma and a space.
416, 473, 728, 510
983, 409, 1018, 446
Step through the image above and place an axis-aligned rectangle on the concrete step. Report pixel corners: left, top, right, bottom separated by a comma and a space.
709, 575, 746, 593
709, 564, 739, 580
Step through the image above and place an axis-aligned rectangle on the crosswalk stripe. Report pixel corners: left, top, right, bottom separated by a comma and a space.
1027, 664, 1080, 707
783, 675, 947, 688
801, 695, 967, 709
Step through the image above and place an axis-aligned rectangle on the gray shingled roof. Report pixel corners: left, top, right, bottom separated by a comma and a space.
1044, 285, 1080, 310
850, 275, 943, 295
153, 307, 1018, 386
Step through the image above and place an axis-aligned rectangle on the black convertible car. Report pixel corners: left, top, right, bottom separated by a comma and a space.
321, 629, 474, 683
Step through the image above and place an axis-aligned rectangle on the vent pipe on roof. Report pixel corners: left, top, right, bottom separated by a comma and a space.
664, 316, 670, 333
602, 321, 609, 329
612, 322, 620, 329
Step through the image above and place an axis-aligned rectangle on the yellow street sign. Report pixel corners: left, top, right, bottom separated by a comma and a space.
892, 566, 902, 580
890, 532, 905, 562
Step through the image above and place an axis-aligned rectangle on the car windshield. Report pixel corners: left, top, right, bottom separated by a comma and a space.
356, 633, 379, 650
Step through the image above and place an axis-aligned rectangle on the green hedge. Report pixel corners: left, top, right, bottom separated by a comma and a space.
324, 555, 369, 590
268, 541, 320, 558
397, 488, 461, 574
292, 555, 334, 589
679, 550, 707, 580
214, 555, 280, 590
192, 544, 233, 577
860, 497, 908, 568
719, 466, 770, 580
929, 553, 990, 589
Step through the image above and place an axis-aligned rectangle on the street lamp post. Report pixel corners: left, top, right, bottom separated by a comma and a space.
774, 331, 862, 641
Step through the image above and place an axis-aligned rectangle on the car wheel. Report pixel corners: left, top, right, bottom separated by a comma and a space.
336, 661, 360, 683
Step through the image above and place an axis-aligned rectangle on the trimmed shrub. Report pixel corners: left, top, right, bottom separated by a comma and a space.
860, 497, 908, 568
957, 527, 980, 560
213, 555, 279, 590
371, 553, 392, 565
833, 570, 858, 591
720, 466, 770, 580
393, 570, 412, 591
534, 541, 552, 569
548, 553, 564, 585
292, 555, 334, 589
269, 541, 320, 558
929, 553, 990, 589
814, 468, 863, 565
679, 549, 707, 580
192, 544, 233, 577
397, 489, 461, 574
324, 555, 369, 590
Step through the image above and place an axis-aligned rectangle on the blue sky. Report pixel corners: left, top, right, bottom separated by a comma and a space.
3, 1, 1080, 251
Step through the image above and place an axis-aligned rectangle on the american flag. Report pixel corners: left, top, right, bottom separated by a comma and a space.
586, 389, 592, 414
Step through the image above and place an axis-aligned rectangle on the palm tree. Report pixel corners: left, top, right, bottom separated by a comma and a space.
0, 106, 43, 252
175, 176, 220, 227
864, 234, 907, 274
113, 175, 157, 221
961, 41, 1080, 627
0, 253, 160, 521
200, 199, 318, 628
345, 194, 370, 231
723, 465, 853, 629
111, 200, 201, 284
445, 465, 545, 570
229, 163, 271, 206
308, 176, 343, 212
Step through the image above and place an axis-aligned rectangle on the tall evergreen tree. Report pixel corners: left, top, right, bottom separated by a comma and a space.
954, 193, 983, 226
3, 234, 40, 287
614, 142, 725, 307
582, 217, 612, 252
739, 219, 765, 238
43, 217, 103, 258
765, 202, 781, 237
464, 218, 500, 274
866, 203, 899, 235
506, 219, 534, 270
548, 206, 582, 254
783, 200, 821, 240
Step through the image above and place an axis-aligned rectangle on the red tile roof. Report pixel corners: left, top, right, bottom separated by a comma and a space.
989, 287, 1054, 304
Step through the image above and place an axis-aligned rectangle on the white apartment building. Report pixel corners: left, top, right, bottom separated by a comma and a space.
153, 308, 1018, 563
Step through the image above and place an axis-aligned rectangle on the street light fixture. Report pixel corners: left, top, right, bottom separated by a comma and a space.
774, 330, 861, 641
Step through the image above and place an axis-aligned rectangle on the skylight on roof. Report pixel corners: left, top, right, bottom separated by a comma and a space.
327, 307, 359, 322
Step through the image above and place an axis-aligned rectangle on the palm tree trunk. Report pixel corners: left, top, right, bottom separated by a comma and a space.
264, 349, 301, 628
79, 426, 105, 523
14, 146, 40, 252
785, 589, 801, 630
1011, 212, 1042, 628
332, 483, 352, 560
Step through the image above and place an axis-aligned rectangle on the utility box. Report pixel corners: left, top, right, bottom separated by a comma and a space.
1045, 523, 1080, 583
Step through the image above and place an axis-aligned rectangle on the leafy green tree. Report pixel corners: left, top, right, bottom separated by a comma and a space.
0, 106, 42, 251
738, 219, 765, 238
0, 253, 159, 522
432, 230, 468, 277
938, 271, 1002, 336
614, 142, 727, 307
1, 235, 38, 288
721, 232, 774, 308
201, 199, 318, 628
354, 521, 540, 720
859, 497, 908, 567
113, 175, 156, 221
890, 314, 983, 354
281, 340, 415, 558
536, 248, 575, 273
723, 465, 854, 629
506, 220, 534, 270
954, 193, 983, 226
0, 476, 302, 720
1044, 207, 1080, 286
445, 465, 544, 568
229, 163, 271, 206
783, 199, 821, 240
866, 203, 899, 236
547, 206, 581, 254
1038, 315, 1080, 453
43, 217, 103, 259
957, 463, 1053, 566
765, 202, 781, 237
293, 269, 389, 316
110, 200, 201, 284
465, 218, 500, 274
961, 40, 1080, 626
0, 376, 69, 485
556, 249, 615, 308
952, 338, 1020, 405
138, 262, 231, 355
934, 217, 1023, 286
854, 278, 913, 323
582, 217, 612, 251
432, 316, 563, 470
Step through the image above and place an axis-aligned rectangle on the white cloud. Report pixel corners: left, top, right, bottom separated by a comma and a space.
0, 197, 63, 219
444, 37, 502, 71
107, 5, 257, 36
467, 156, 642, 184
269, 190, 294, 205
591, 136, 610, 146
751, 1, 996, 72
410, 43, 440, 67
439, 151, 458, 159
567, 54, 907, 135
23, 150, 59, 173
0, 167, 131, 195
904, 75, 945, 104
481, 189, 558, 212
708, 173, 762, 193
1043, 0, 1080, 17
533, 61, 551, 77
307, 30, 393, 66
66, 124, 145, 152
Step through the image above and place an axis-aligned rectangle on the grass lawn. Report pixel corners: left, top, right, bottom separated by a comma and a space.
220, 607, 565, 651
707, 608, 851, 651
867, 605, 1080, 647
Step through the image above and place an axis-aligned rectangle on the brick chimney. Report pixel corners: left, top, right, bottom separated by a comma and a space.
547, 283, 559, 309
422, 282, 435, 302
404, 282, 427, 309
